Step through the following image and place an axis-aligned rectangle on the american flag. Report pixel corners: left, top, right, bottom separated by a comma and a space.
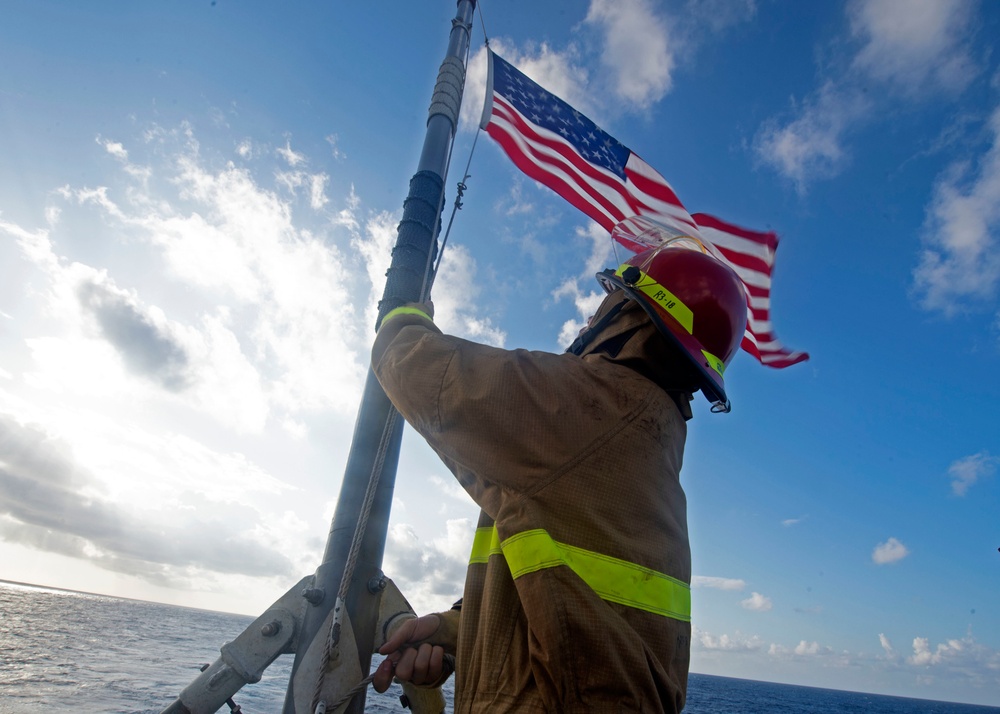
481, 51, 808, 369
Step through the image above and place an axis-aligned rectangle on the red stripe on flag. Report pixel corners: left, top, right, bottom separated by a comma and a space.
625, 158, 688, 215
490, 100, 637, 229
485, 122, 617, 231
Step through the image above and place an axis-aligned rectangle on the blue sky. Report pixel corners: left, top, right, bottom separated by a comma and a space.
1, 0, 998, 707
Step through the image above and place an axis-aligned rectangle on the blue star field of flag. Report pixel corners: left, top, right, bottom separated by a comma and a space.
491, 53, 631, 180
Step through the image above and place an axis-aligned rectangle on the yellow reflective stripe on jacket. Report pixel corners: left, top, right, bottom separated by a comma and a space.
469, 526, 502, 564
469, 526, 691, 622
379, 306, 433, 330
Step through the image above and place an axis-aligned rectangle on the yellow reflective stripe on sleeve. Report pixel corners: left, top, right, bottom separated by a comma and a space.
468, 526, 502, 564
499, 528, 691, 622
701, 349, 725, 378
616, 265, 694, 334
379, 306, 433, 330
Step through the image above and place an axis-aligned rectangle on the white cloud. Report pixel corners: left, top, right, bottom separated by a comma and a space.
849, 0, 977, 94
910, 636, 946, 666
3, 222, 269, 431
10, 170, 359, 430
274, 169, 330, 210
695, 627, 764, 652
586, 0, 756, 110
431, 243, 506, 347
767, 639, 835, 658
0, 412, 301, 587
692, 575, 746, 591
78, 284, 190, 391
97, 136, 152, 187
277, 140, 306, 167
308, 173, 329, 210
782, 516, 806, 527
879, 632, 899, 661
462, 1, 756, 132
382, 521, 470, 614
275, 169, 303, 194
61, 184, 127, 221
183, 315, 270, 432
914, 106, 1000, 315
948, 451, 998, 496
325, 134, 345, 161
99, 137, 129, 161
793, 640, 827, 656
162, 141, 366, 416
44, 205, 61, 227
496, 180, 538, 220
552, 222, 618, 347
333, 185, 361, 231
142, 211, 263, 301
236, 139, 255, 159
754, 83, 870, 192
901, 632, 1000, 692
428, 474, 475, 505
741, 592, 773, 612
553, 281, 606, 349
585, 0, 675, 109
432, 517, 477, 562
697, 625, 1000, 692
353, 210, 398, 329
0, 120, 509, 611
872, 536, 909, 565
756, 0, 980, 188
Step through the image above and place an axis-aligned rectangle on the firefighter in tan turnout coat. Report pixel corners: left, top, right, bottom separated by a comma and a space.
371, 241, 748, 713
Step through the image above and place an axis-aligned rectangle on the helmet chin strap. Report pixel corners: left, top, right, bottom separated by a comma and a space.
565, 296, 629, 356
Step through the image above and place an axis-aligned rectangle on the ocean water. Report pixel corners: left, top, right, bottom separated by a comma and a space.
1, 581, 997, 713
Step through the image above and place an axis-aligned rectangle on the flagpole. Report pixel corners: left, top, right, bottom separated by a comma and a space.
282, 2, 476, 712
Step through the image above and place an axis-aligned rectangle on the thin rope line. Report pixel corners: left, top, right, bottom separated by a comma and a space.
431, 126, 481, 288
310, 3, 487, 706
323, 673, 377, 713
310, 411, 400, 711
430, 0, 489, 286
477, 0, 490, 46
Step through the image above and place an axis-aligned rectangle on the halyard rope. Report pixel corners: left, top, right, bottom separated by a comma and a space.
310, 6, 487, 711
324, 673, 376, 713
309, 411, 400, 712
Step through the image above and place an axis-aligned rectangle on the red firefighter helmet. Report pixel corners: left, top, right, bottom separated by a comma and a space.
597, 241, 748, 412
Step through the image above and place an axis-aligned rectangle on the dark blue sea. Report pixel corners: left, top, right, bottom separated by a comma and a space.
1, 581, 997, 713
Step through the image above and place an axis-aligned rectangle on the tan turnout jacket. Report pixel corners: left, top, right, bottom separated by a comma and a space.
372, 294, 692, 713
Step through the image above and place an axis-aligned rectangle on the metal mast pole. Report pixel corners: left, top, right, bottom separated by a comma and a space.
282, 2, 476, 712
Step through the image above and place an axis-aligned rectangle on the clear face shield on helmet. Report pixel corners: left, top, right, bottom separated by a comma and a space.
595, 216, 748, 414
610, 215, 711, 260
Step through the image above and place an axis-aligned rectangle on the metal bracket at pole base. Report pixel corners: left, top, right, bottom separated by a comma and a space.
290, 576, 445, 714
290, 602, 363, 713
159, 574, 445, 714
159, 577, 310, 714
